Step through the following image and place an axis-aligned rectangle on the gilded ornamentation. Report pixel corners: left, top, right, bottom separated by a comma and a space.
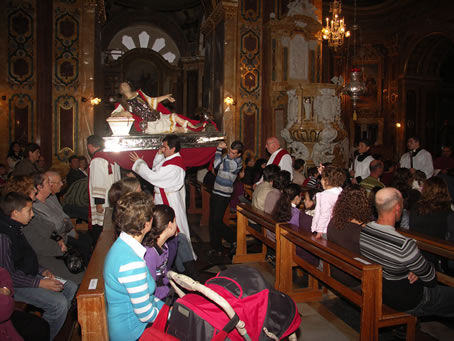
8, 2, 34, 88
54, 7, 80, 89
8, 93, 33, 144
54, 95, 78, 159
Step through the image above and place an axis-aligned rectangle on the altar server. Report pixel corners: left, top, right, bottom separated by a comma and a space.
400, 136, 434, 178
87, 135, 121, 242
130, 134, 195, 258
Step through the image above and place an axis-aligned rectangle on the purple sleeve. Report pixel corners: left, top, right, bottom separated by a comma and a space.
0, 235, 41, 288
143, 246, 158, 280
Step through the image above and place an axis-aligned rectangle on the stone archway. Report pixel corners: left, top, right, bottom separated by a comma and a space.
401, 33, 454, 154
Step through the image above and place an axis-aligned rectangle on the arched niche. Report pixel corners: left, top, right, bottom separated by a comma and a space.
106, 24, 181, 65
400, 33, 454, 154
102, 48, 182, 131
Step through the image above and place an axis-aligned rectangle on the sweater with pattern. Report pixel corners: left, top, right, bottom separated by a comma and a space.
104, 232, 163, 341
212, 147, 243, 197
360, 221, 437, 311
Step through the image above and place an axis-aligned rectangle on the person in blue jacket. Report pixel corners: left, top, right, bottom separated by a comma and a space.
104, 191, 163, 341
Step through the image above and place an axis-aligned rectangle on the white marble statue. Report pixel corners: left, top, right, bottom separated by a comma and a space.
312, 124, 338, 166
314, 88, 341, 124
303, 97, 312, 120
289, 35, 308, 80
287, 0, 318, 20
281, 128, 310, 161
286, 89, 298, 129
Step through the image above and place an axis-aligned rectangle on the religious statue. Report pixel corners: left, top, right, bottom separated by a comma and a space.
313, 88, 341, 124
281, 127, 310, 161
287, 0, 318, 20
109, 82, 211, 134
286, 89, 298, 129
312, 124, 338, 166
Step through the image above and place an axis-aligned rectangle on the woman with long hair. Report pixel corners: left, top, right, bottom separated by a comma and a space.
142, 205, 177, 300
410, 177, 454, 240
271, 183, 302, 225
327, 185, 373, 287
6, 142, 23, 175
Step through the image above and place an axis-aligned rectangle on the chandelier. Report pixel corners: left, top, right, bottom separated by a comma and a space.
322, 0, 350, 50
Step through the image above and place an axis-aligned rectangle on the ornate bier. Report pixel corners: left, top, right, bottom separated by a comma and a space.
103, 132, 224, 152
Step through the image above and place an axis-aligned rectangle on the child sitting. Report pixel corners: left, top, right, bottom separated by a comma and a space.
0, 192, 77, 340
303, 166, 319, 188
310, 166, 346, 239
271, 183, 302, 225
142, 205, 178, 300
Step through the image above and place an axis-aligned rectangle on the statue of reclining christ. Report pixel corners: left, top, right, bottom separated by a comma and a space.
109, 81, 216, 134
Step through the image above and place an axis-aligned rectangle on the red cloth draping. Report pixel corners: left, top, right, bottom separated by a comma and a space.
96, 147, 216, 170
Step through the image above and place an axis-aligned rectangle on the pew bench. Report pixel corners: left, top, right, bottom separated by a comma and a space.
276, 223, 417, 341
76, 208, 115, 341
397, 228, 454, 287
232, 202, 277, 264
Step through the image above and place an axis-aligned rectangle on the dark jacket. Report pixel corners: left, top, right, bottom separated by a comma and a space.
12, 159, 40, 177
0, 214, 41, 288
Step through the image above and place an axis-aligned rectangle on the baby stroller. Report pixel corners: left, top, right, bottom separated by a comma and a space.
142, 265, 301, 340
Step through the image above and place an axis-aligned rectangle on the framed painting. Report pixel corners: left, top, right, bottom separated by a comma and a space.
353, 58, 383, 115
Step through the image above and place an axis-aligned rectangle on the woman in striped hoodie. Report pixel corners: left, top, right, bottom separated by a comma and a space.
104, 192, 163, 341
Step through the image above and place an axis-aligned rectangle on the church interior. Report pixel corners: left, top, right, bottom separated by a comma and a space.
1, 0, 454, 341
2, 0, 453, 168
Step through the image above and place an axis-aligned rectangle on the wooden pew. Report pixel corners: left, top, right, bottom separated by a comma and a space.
397, 228, 454, 287
187, 181, 210, 226
232, 202, 277, 264
276, 223, 417, 341
76, 208, 115, 341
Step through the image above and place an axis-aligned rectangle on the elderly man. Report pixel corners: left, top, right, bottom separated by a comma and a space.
33, 171, 92, 264
360, 187, 454, 317
265, 136, 293, 180
399, 137, 434, 178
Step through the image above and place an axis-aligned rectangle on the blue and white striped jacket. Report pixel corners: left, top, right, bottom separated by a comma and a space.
104, 232, 164, 341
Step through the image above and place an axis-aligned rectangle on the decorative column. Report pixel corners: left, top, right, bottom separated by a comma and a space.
201, 0, 239, 142
237, 0, 262, 154
78, 0, 97, 155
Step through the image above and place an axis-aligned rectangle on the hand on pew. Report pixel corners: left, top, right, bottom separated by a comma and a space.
315, 232, 323, 239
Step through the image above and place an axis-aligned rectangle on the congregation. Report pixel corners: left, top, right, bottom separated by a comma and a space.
1, 133, 454, 341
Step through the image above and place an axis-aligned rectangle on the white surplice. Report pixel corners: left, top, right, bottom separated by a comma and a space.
89, 157, 121, 226
132, 152, 196, 258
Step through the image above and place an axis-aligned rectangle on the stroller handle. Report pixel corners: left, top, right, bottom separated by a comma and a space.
167, 271, 251, 340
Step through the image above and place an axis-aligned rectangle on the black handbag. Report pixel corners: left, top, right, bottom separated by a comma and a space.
58, 247, 85, 274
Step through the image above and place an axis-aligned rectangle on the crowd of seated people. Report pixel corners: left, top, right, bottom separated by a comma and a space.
2, 134, 454, 340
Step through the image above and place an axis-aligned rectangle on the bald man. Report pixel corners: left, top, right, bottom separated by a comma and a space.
360, 159, 384, 193
360, 187, 454, 318
265, 137, 293, 180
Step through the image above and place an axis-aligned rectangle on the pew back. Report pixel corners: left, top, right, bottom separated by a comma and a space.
76, 209, 115, 341
277, 223, 416, 340
233, 202, 277, 264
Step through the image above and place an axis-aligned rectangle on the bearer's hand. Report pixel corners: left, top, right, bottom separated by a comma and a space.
39, 278, 63, 292
315, 232, 323, 239
130, 152, 142, 163
218, 141, 227, 149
